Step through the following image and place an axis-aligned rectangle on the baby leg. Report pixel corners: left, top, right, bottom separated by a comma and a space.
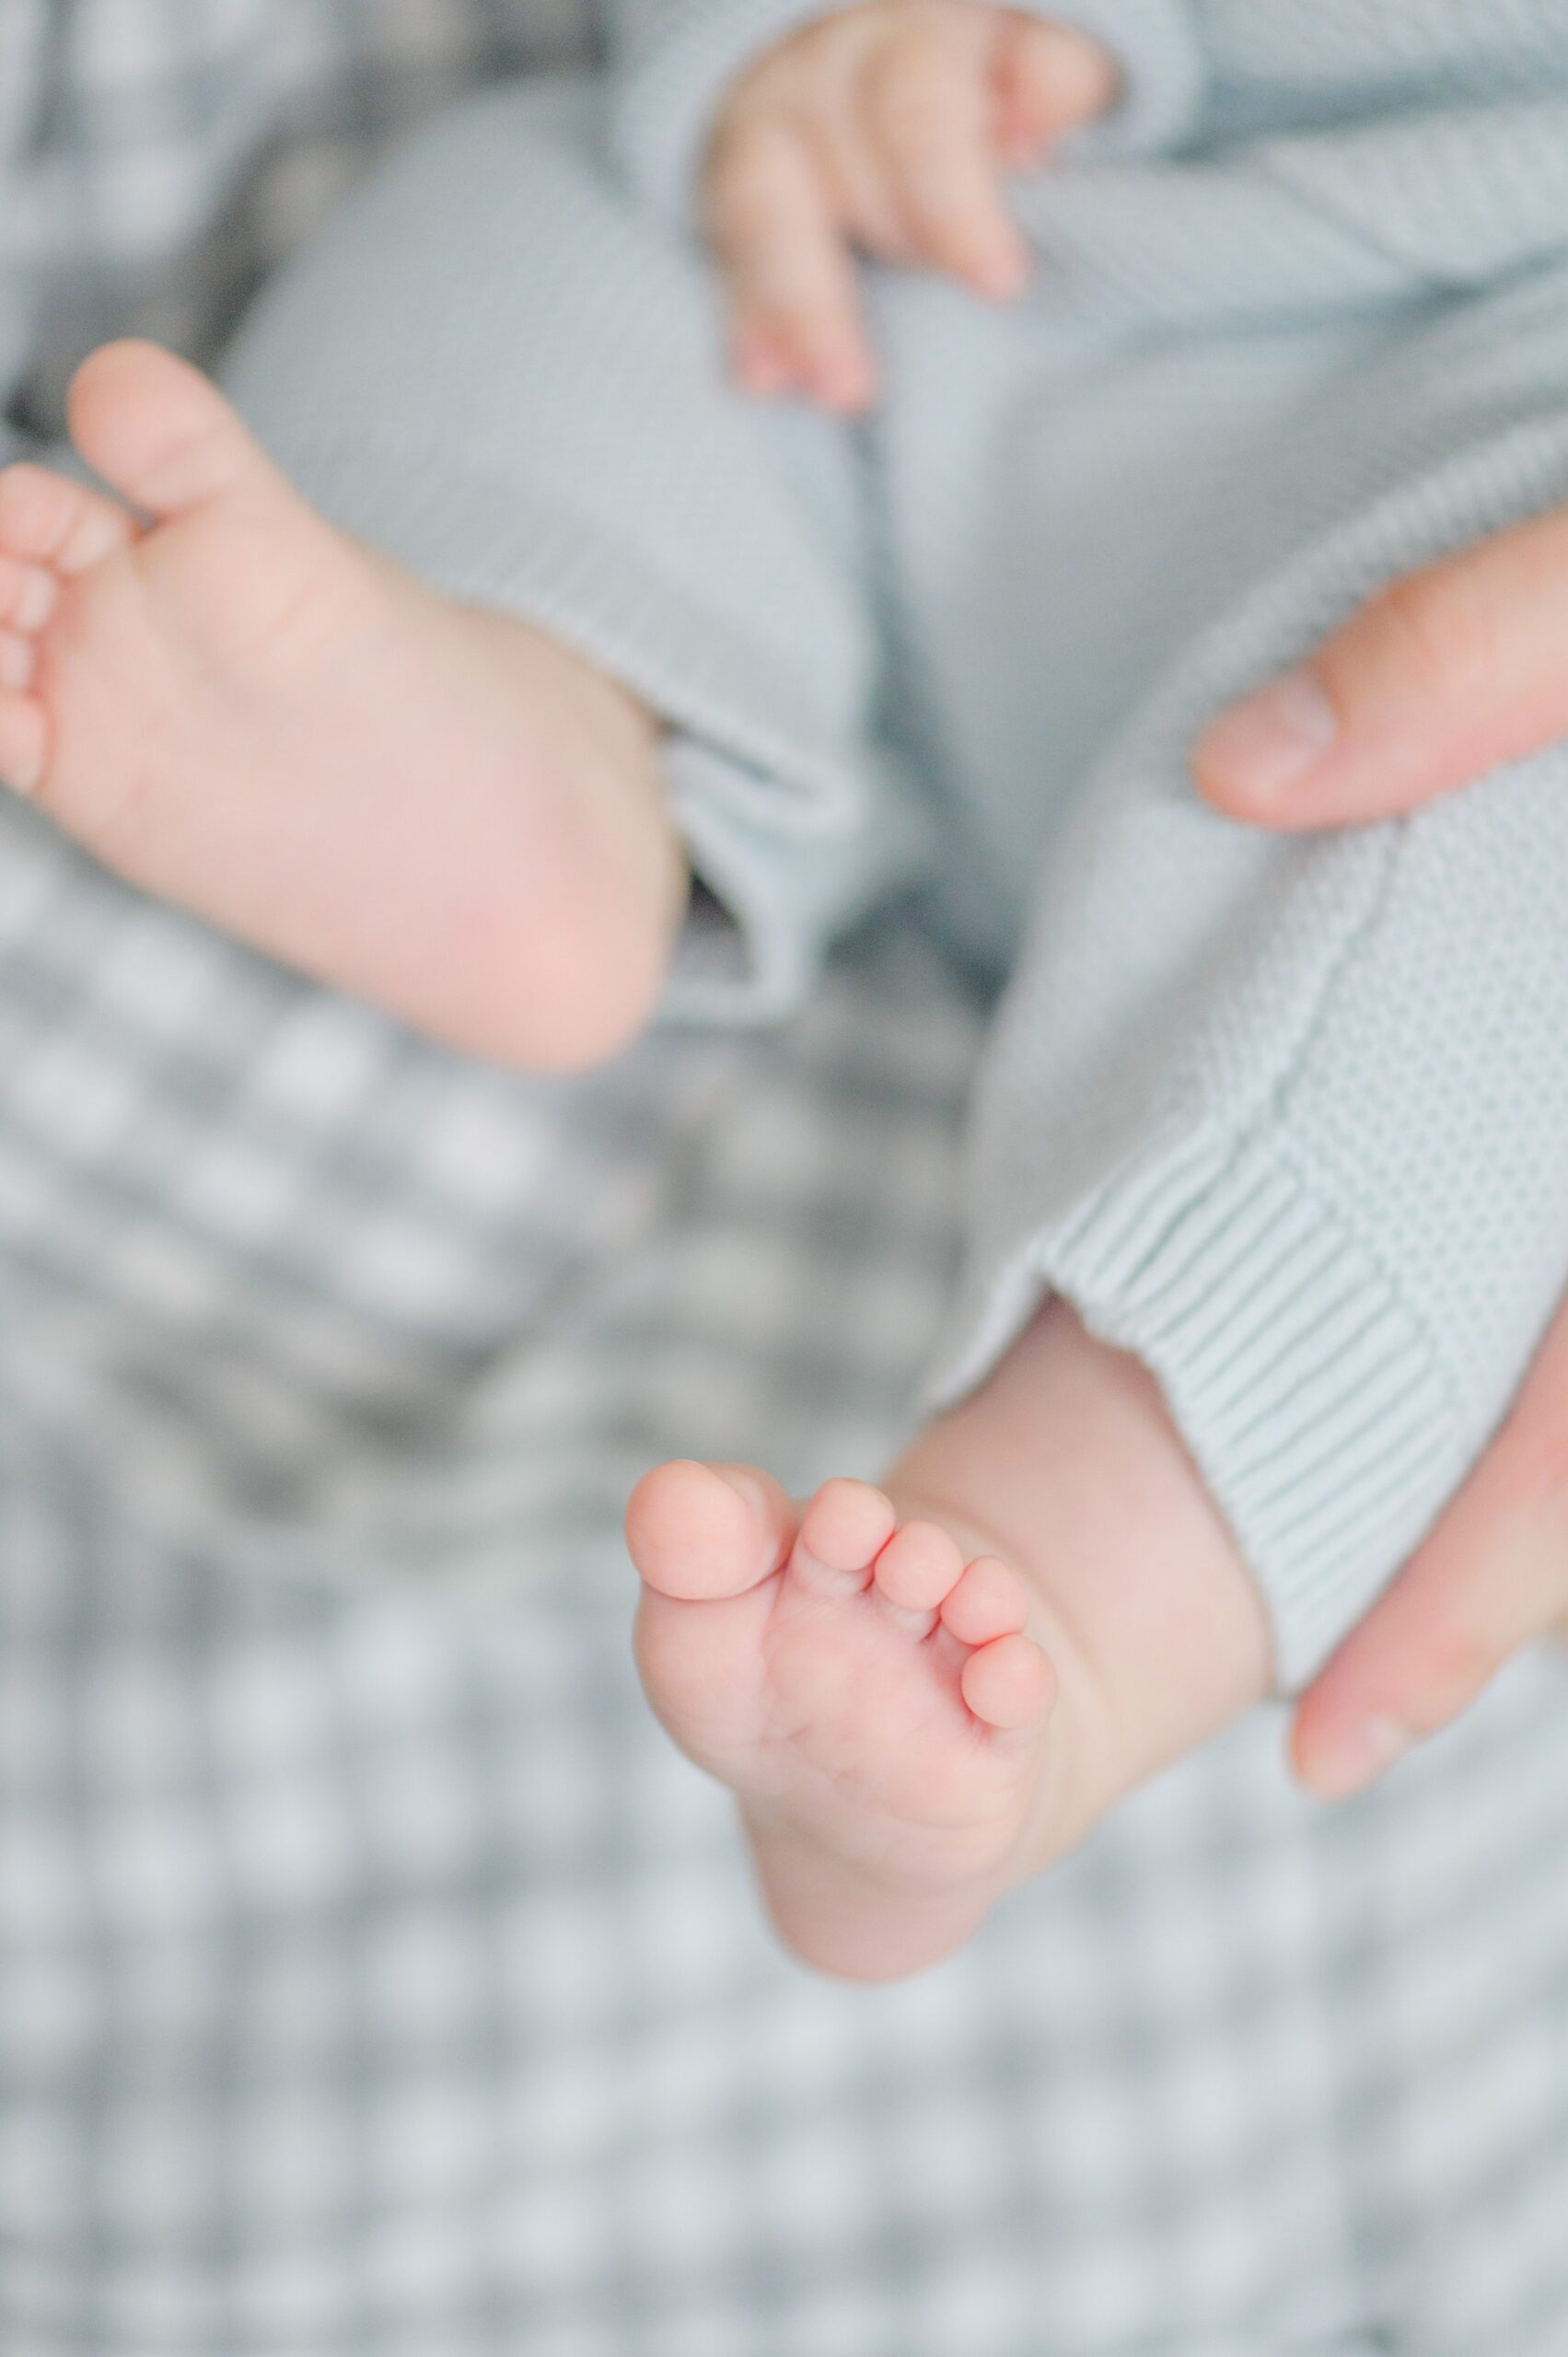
629, 269, 1568, 1979
628, 1301, 1268, 1980
0, 82, 898, 1065
0, 346, 673, 1070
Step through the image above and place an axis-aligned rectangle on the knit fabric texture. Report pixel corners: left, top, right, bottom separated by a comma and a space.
217, 7, 1568, 1682
0, 15, 1566, 2348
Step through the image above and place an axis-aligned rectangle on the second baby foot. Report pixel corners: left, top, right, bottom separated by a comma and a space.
0, 342, 683, 1068
627, 1463, 1060, 1980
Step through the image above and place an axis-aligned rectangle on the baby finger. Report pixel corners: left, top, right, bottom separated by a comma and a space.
862, 26, 1028, 298
992, 14, 1120, 163
706, 120, 877, 411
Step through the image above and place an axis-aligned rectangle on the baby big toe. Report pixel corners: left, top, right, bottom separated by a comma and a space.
626, 1459, 796, 1602
68, 343, 279, 522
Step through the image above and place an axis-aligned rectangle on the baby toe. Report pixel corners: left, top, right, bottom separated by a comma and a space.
0, 555, 57, 633
0, 632, 35, 692
626, 1458, 796, 1602
68, 342, 277, 522
793, 1478, 897, 1596
940, 1555, 1031, 1647
960, 1631, 1055, 1731
873, 1520, 966, 1618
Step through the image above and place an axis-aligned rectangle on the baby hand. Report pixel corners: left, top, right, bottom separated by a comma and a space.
703, 2, 1117, 413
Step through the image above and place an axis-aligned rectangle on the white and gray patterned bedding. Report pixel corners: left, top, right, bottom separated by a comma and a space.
1, 8, 1567, 2351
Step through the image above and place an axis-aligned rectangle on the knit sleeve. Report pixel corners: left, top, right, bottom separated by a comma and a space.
938, 749, 1568, 1689
220, 76, 926, 1028
604, 0, 1209, 230
930, 290, 1568, 1688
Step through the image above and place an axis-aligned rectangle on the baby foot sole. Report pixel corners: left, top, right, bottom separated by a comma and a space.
0, 342, 682, 1068
627, 1462, 1060, 1975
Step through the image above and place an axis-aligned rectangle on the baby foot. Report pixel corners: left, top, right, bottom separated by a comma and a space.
0, 342, 683, 1068
627, 1462, 1061, 1979
628, 1310, 1274, 1980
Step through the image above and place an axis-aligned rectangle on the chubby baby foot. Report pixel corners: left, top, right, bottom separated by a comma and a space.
627, 1462, 1061, 1979
0, 341, 683, 1068
626, 1309, 1276, 1980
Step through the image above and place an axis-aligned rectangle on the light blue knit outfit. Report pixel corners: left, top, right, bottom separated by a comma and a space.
222, 1, 1568, 1686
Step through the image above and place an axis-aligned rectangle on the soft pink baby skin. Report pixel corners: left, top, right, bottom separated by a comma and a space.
0, 11, 1269, 1983
630, 1305, 1270, 1980
0, 4, 1112, 1063
705, 0, 1117, 412
0, 342, 683, 1071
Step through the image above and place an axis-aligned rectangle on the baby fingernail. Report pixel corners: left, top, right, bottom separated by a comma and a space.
1197, 668, 1338, 801
1305, 1713, 1410, 1800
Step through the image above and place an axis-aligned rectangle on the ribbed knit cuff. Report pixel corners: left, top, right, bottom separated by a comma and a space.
931, 1121, 1461, 1689
662, 738, 926, 1023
